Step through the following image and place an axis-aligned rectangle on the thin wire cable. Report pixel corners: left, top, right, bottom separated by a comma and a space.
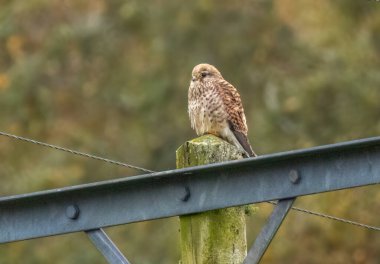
0, 131, 154, 174
268, 201, 380, 232
1, 130, 379, 231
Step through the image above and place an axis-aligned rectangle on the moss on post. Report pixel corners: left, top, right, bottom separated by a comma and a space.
176, 135, 247, 264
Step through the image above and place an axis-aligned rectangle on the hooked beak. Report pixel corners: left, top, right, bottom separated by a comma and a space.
191, 76, 196, 82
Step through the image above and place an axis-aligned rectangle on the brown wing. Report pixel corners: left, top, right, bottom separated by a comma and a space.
217, 79, 248, 133
218, 79, 256, 157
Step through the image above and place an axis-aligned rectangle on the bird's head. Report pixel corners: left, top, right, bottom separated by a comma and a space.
191, 63, 222, 82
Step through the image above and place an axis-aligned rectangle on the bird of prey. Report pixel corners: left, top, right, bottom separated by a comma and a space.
188, 63, 256, 157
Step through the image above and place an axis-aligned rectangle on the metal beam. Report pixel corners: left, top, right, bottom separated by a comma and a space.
243, 199, 295, 264
86, 228, 131, 264
0, 137, 379, 243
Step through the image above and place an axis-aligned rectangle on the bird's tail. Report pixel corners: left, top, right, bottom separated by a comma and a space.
231, 129, 256, 158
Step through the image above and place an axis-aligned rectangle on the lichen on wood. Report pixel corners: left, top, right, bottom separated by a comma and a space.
176, 134, 247, 264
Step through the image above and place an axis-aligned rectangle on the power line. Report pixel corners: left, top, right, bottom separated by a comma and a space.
268, 201, 380, 232
0, 131, 154, 174
1, 130, 379, 232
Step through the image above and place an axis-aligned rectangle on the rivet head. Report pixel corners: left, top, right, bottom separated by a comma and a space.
66, 205, 80, 220
289, 170, 301, 184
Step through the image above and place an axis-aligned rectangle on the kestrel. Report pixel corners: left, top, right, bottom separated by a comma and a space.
188, 63, 256, 157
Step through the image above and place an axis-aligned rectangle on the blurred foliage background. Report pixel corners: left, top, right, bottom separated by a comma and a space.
0, 0, 379, 263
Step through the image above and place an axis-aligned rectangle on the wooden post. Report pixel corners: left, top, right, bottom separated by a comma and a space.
176, 135, 247, 264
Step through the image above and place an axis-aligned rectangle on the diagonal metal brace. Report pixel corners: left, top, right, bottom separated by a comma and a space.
86, 228, 131, 264
244, 198, 296, 264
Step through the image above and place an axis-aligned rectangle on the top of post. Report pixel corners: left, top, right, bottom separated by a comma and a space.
176, 134, 243, 168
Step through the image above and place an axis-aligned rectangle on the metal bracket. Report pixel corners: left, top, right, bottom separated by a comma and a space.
1, 137, 379, 243
244, 198, 296, 264
86, 228, 131, 264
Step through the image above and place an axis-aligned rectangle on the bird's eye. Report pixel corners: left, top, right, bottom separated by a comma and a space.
201, 71, 209, 77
